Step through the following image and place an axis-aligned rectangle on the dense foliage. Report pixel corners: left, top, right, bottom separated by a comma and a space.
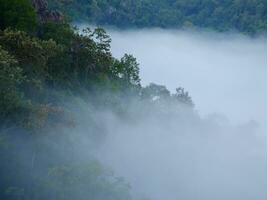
48, 0, 267, 34
0, 1, 194, 199
0, 0, 37, 31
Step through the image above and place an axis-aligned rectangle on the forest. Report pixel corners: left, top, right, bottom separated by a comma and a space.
48, 0, 267, 35
1, 0, 267, 199
0, 0, 194, 199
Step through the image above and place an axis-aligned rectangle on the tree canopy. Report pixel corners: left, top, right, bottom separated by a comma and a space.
48, 0, 267, 35
0, 1, 194, 199
0, 0, 37, 31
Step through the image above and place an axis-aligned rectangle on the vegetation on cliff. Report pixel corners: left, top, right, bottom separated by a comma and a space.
0, 1, 193, 199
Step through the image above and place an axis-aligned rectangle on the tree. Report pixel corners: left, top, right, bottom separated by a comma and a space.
51, 0, 267, 35
0, 46, 25, 121
173, 87, 194, 106
0, 0, 37, 32
141, 83, 171, 101
112, 54, 141, 88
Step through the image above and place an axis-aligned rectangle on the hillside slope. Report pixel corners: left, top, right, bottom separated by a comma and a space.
48, 0, 267, 35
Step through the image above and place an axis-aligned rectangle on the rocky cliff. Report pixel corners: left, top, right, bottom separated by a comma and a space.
31, 0, 63, 23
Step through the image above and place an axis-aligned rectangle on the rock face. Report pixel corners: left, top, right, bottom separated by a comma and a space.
31, 0, 63, 23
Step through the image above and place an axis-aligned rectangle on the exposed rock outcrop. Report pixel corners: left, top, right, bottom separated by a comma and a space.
31, 0, 64, 23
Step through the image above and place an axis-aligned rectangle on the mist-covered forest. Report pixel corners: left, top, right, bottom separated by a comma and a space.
1, 0, 267, 200
0, 0, 195, 199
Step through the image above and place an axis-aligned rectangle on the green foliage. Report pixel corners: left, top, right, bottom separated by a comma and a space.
40, 162, 131, 200
38, 23, 75, 46
0, 29, 59, 78
141, 83, 171, 101
0, 126, 132, 200
112, 54, 141, 89
0, 22, 149, 127
0, 0, 37, 32
0, 46, 25, 121
0, 29, 61, 107
0, 2, 195, 199
142, 83, 194, 107
51, 0, 267, 34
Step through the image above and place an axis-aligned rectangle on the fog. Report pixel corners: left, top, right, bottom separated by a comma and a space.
86, 28, 267, 200
107, 29, 267, 126
95, 107, 267, 200
12, 25, 266, 200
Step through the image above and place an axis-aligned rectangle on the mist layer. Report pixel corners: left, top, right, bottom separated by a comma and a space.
108, 29, 267, 125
